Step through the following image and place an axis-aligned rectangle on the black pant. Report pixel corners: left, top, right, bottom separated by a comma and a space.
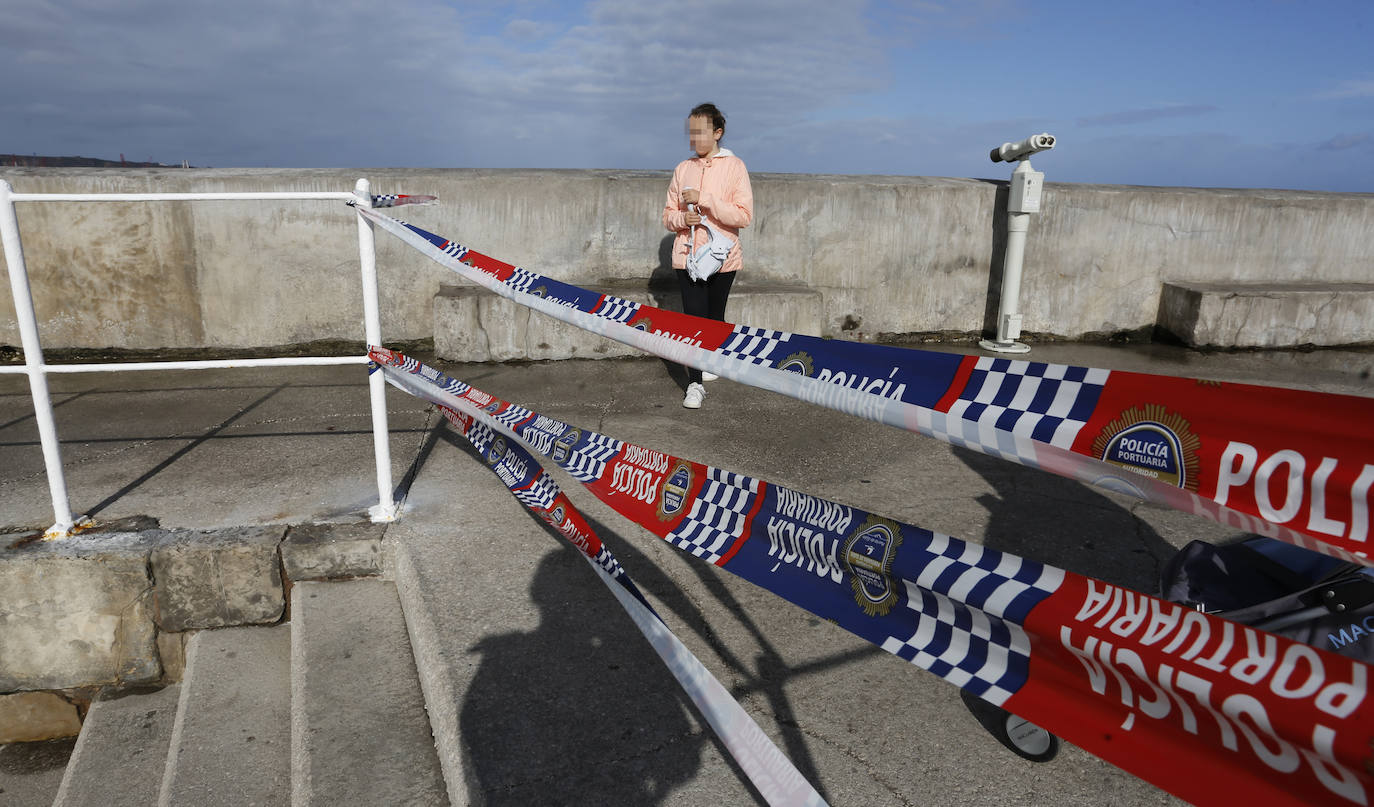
675, 269, 735, 384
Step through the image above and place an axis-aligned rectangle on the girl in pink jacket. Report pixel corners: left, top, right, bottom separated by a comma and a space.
662, 102, 754, 409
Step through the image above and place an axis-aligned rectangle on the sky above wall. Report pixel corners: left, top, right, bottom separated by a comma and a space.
4, 0, 1371, 191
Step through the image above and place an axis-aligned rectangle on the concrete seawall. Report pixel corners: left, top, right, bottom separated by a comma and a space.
2, 168, 1371, 350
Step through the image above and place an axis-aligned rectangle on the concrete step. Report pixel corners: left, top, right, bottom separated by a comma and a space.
290, 579, 447, 806
160, 625, 291, 807
0, 739, 76, 807
1157, 280, 1374, 347
434, 280, 824, 361
52, 684, 182, 807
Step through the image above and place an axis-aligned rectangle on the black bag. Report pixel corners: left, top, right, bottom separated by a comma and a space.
1160, 534, 1374, 663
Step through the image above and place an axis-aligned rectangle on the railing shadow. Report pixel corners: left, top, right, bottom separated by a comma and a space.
83, 383, 288, 518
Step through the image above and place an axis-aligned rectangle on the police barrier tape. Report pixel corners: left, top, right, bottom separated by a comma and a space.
352, 204, 1374, 566
371, 346, 1374, 807
410, 383, 826, 806
368, 193, 437, 208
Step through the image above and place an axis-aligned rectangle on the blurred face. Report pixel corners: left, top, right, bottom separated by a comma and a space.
686, 115, 722, 158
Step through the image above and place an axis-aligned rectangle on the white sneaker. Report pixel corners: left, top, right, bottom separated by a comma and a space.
701, 371, 719, 382
682, 382, 706, 409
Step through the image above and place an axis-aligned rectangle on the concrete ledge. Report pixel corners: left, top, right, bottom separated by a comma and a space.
1157, 281, 1374, 348
0, 531, 161, 691
281, 523, 385, 581
151, 526, 287, 632
434, 280, 824, 362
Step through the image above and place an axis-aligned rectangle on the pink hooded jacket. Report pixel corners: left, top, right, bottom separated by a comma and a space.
662, 148, 753, 274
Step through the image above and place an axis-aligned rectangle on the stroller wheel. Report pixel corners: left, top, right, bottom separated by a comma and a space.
997, 712, 1059, 762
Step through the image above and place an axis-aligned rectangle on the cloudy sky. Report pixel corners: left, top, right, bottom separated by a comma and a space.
4, 0, 1372, 190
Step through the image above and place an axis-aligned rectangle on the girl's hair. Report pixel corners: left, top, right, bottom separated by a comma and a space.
689, 103, 726, 138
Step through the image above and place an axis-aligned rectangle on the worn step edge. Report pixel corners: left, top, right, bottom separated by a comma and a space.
289, 579, 447, 806
389, 538, 470, 807
52, 684, 182, 807
158, 626, 290, 807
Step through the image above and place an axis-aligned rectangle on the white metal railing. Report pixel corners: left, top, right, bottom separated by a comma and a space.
0, 177, 398, 538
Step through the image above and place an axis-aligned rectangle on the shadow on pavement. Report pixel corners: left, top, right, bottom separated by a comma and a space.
458, 542, 717, 805
952, 445, 1173, 594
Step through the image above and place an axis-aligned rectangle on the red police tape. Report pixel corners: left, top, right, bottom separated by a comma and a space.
373, 347, 1374, 807
353, 204, 1374, 566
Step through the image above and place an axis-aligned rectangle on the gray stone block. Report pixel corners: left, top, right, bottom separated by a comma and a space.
150, 526, 286, 632
1158, 281, 1374, 348
281, 523, 385, 581
434, 280, 824, 362
0, 532, 161, 691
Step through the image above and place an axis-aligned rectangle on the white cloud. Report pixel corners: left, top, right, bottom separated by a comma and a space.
1318, 79, 1374, 99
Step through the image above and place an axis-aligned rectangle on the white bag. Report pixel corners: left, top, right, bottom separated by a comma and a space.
686, 217, 734, 282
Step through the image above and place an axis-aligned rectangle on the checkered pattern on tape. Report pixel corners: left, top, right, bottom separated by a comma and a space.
465, 421, 496, 454
494, 404, 534, 430
666, 467, 760, 564
593, 294, 641, 324
390, 354, 421, 373
506, 267, 540, 294
371, 194, 401, 207
513, 471, 559, 510
561, 433, 624, 482
947, 357, 1109, 450
720, 326, 791, 366
879, 534, 1064, 706
440, 241, 469, 262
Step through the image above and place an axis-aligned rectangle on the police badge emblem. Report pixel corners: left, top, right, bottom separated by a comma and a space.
631, 315, 652, 332
775, 351, 814, 376
486, 435, 507, 466
657, 461, 693, 521
843, 515, 904, 617
1091, 404, 1200, 490
531, 285, 548, 298
552, 427, 581, 465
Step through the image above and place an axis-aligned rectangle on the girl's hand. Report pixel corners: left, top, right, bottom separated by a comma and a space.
681, 188, 700, 205
685, 210, 701, 226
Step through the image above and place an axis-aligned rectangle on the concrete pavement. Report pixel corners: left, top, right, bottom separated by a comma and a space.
2, 341, 1371, 805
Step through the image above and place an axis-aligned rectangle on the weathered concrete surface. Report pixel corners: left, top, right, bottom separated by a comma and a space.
0, 738, 76, 807
290, 580, 446, 806
281, 522, 386, 581
1157, 281, 1374, 347
161, 625, 290, 806
434, 280, 824, 362
0, 363, 432, 533
0, 531, 160, 691
150, 526, 286, 632
3, 169, 1372, 351
53, 685, 181, 807
0, 692, 82, 742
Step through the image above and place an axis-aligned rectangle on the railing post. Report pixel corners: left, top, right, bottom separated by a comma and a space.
355, 178, 399, 521
0, 179, 83, 537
